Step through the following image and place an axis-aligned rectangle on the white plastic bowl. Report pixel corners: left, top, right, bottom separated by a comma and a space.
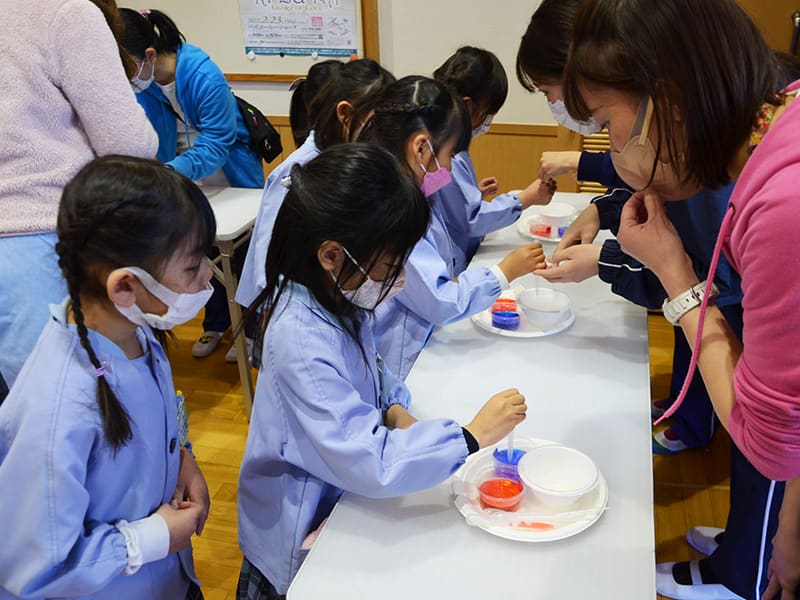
518, 445, 599, 508
517, 288, 571, 329
536, 202, 576, 228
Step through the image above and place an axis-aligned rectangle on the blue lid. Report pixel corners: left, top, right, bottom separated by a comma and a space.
492, 311, 520, 330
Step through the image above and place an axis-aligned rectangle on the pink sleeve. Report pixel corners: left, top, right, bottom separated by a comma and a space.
49, 0, 158, 158
727, 174, 800, 481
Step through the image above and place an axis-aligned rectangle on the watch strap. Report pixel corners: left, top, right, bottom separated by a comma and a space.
662, 281, 719, 325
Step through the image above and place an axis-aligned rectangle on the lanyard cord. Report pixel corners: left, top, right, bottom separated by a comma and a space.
654, 202, 736, 425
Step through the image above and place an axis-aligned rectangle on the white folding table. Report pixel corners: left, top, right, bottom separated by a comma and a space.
287, 192, 656, 598
203, 186, 263, 415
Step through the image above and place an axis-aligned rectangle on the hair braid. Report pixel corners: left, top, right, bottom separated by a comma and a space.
60, 245, 132, 450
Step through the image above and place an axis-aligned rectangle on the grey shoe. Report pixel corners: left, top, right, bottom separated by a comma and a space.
192, 331, 224, 358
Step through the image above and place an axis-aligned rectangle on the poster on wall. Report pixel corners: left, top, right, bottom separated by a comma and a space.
239, 0, 358, 57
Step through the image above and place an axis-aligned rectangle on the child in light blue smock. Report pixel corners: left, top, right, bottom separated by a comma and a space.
236, 58, 395, 310
0, 157, 214, 599
359, 76, 547, 379
434, 46, 557, 273
237, 144, 527, 599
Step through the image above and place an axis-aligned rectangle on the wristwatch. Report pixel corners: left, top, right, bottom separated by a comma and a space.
662, 280, 719, 325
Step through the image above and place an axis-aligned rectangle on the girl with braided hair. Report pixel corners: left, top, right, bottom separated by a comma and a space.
0, 156, 214, 599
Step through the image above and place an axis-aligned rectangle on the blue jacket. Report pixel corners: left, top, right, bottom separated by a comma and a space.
136, 43, 264, 188
238, 282, 469, 594
0, 301, 197, 599
373, 192, 503, 379
236, 132, 320, 307
578, 151, 742, 308
438, 151, 523, 272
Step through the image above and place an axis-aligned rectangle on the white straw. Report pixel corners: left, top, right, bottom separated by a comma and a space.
507, 430, 514, 462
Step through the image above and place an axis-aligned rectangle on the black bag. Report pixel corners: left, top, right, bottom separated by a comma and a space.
234, 95, 283, 163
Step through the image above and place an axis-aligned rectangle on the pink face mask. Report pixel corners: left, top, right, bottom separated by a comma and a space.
419, 140, 452, 197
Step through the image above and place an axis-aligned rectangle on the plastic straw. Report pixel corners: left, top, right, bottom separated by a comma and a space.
507, 430, 514, 461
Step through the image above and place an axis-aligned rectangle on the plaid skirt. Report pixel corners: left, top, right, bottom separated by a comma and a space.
237, 558, 286, 600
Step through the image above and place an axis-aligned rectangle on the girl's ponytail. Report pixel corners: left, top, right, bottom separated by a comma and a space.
119, 8, 185, 57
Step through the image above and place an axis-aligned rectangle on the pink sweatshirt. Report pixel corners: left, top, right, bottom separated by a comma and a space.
723, 82, 800, 481
0, 0, 158, 235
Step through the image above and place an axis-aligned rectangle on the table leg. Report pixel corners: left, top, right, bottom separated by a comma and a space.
213, 239, 254, 416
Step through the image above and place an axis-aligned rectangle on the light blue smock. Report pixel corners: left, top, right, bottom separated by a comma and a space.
0, 301, 197, 599
237, 282, 469, 594
438, 151, 523, 273
373, 191, 503, 380
236, 132, 320, 308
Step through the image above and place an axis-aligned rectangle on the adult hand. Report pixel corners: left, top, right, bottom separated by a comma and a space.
555, 204, 600, 252
539, 151, 581, 181
762, 481, 800, 599
384, 404, 418, 430
617, 190, 696, 296
534, 244, 601, 283
173, 447, 210, 535
479, 176, 499, 200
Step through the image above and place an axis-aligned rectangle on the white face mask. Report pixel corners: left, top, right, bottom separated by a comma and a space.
472, 114, 493, 138
332, 246, 406, 310
114, 266, 213, 330
130, 58, 155, 94
548, 99, 603, 136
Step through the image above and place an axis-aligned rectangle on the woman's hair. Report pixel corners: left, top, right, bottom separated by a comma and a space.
434, 46, 508, 116
564, 0, 781, 189
89, 0, 137, 78
247, 144, 429, 360
56, 156, 215, 450
359, 75, 472, 165
516, 0, 581, 92
119, 8, 185, 58
289, 60, 343, 148
308, 58, 396, 150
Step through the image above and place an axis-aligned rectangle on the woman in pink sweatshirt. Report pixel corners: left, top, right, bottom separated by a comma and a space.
0, 0, 157, 393
564, 1, 800, 599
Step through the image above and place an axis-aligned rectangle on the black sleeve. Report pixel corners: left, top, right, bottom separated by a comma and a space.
597, 239, 668, 309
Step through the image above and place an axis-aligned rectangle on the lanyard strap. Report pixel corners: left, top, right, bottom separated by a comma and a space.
654, 202, 736, 425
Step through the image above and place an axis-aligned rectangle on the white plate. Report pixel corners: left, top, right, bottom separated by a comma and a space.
517, 214, 570, 243
452, 438, 608, 542
471, 289, 575, 338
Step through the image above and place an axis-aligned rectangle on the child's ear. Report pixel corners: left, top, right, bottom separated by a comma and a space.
106, 269, 139, 308
336, 100, 353, 125
317, 241, 344, 274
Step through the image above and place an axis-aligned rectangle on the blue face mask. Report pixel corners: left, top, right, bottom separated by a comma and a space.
419, 140, 452, 196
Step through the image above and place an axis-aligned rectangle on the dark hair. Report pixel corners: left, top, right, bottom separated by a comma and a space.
434, 46, 508, 116
56, 156, 216, 450
119, 8, 185, 58
516, 0, 581, 92
289, 60, 343, 148
359, 75, 472, 167
247, 144, 429, 360
308, 58, 395, 150
90, 0, 137, 78
564, 0, 782, 189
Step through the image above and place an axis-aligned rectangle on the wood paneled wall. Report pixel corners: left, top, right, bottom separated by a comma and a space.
262, 118, 582, 194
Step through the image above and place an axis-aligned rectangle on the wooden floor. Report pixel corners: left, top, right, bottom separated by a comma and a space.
171, 313, 731, 600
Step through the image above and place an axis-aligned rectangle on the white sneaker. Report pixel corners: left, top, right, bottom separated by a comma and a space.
191, 331, 224, 358
686, 526, 724, 556
225, 337, 254, 364
656, 561, 745, 599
